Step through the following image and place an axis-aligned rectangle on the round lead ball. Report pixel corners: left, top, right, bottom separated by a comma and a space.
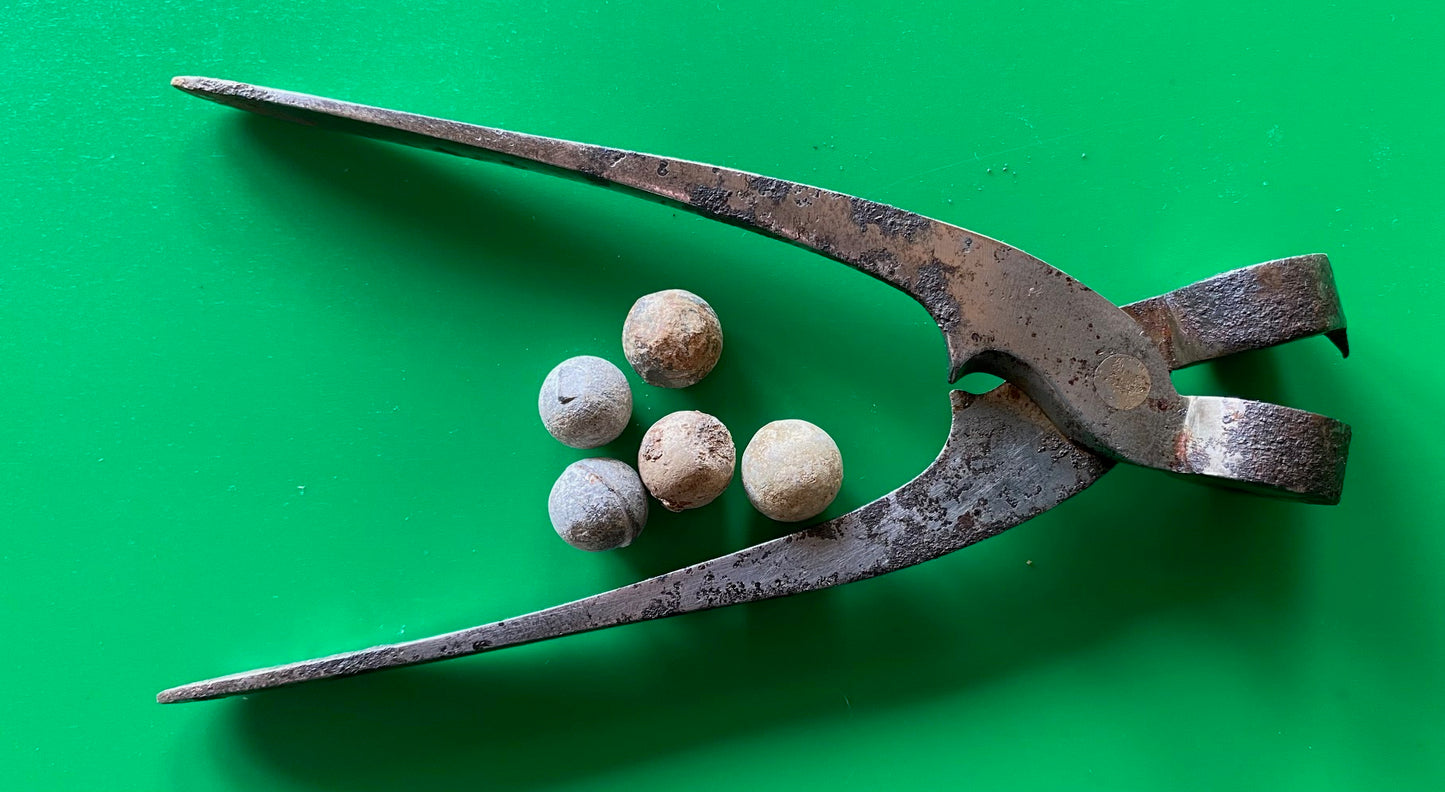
548, 458, 648, 551
741, 419, 843, 522
622, 289, 723, 388
538, 355, 633, 449
637, 410, 735, 511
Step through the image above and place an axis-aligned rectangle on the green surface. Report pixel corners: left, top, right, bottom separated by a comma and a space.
3, 1, 1442, 789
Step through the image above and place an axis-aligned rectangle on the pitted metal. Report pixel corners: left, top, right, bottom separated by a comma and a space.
170, 77, 1337, 494
1122, 254, 1348, 369
161, 386, 1102, 703
158, 78, 1353, 703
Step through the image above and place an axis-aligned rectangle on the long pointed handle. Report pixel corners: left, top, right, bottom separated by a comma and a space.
172, 76, 1243, 483
159, 385, 1093, 704
158, 256, 1347, 703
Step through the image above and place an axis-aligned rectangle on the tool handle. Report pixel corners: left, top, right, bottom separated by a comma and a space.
156, 259, 1348, 703
170, 77, 1204, 478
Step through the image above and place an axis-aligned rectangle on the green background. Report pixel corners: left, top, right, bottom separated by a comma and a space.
4, 1, 1441, 789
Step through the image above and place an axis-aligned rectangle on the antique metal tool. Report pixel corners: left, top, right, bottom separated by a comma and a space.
158, 77, 1351, 703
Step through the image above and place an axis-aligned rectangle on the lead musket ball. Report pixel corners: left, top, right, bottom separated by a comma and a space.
637, 410, 735, 511
622, 289, 723, 388
548, 458, 648, 551
741, 419, 843, 522
538, 355, 632, 449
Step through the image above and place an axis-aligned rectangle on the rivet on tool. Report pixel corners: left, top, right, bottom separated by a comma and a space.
1093, 354, 1152, 411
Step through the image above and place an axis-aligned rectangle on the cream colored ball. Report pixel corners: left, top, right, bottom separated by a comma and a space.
741, 420, 843, 522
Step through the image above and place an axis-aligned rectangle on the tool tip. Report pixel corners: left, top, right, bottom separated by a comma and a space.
156, 688, 184, 704
158, 679, 241, 704
170, 75, 240, 98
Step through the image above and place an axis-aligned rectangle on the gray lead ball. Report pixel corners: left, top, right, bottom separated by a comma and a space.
548, 458, 648, 551
538, 355, 633, 449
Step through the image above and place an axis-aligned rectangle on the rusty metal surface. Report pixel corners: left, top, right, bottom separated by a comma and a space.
169, 77, 1345, 499
1122, 254, 1348, 369
161, 387, 1097, 703
157, 78, 1354, 703
156, 263, 1347, 703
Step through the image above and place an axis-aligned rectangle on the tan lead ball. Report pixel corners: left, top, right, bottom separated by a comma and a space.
621, 289, 723, 388
741, 420, 843, 522
637, 410, 735, 511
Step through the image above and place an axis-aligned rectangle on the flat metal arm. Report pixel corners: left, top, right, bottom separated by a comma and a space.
159, 387, 1098, 704
158, 259, 1347, 703
173, 76, 1330, 495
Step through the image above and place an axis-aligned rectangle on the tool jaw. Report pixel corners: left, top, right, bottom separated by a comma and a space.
1123, 254, 1348, 369
157, 384, 1113, 705
1175, 397, 1350, 504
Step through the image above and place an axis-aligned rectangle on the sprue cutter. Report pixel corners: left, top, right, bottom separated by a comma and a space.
159, 78, 1350, 703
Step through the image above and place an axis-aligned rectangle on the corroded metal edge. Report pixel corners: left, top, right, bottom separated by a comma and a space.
170, 75, 1338, 497
160, 386, 1105, 704
157, 259, 1350, 703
